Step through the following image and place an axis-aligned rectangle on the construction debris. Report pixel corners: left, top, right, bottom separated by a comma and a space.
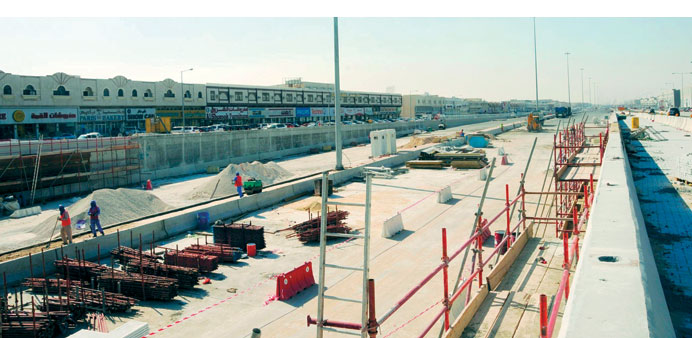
212, 222, 266, 251
281, 210, 351, 243
402, 135, 453, 149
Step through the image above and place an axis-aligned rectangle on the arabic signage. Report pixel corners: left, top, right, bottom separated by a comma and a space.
310, 107, 328, 116
154, 108, 206, 119
0, 107, 79, 124
380, 107, 399, 113
264, 107, 295, 118
206, 107, 249, 119
296, 107, 310, 118
248, 108, 264, 118
79, 108, 155, 122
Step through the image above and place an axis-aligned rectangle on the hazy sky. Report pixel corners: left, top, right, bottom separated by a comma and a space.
1, 17, 691, 104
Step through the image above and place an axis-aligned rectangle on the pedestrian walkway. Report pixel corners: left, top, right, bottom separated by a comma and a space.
627, 118, 692, 337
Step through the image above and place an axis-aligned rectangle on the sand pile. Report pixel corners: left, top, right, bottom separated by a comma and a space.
403, 135, 453, 149
190, 161, 293, 199
37, 188, 173, 235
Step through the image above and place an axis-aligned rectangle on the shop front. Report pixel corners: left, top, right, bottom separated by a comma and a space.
0, 107, 79, 140
155, 107, 206, 126
206, 107, 249, 127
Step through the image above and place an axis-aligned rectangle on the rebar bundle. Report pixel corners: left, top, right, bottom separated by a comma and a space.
183, 244, 243, 263
110, 246, 200, 289
212, 222, 266, 251
23, 278, 137, 313
283, 210, 351, 243
1, 308, 71, 338
163, 251, 219, 273
54, 258, 178, 301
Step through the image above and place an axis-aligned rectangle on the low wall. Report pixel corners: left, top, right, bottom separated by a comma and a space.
635, 112, 692, 132
137, 114, 511, 180
557, 118, 674, 337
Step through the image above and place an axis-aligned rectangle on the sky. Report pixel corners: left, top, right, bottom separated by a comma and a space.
1, 17, 691, 104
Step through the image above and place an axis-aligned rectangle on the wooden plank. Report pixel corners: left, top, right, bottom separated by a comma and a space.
486, 291, 532, 338
460, 290, 510, 338
497, 240, 557, 293
444, 284, 489, 338
486, 223, 534, 290
512, 293, 542, 337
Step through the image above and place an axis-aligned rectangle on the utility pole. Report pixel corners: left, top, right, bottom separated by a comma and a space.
333, 17, 343, 170
533, 17, 539, 112
565, 52, 571, 110
588, 77, 592, 105
580, 68, 584, 110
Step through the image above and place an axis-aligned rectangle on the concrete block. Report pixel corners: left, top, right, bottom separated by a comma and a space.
382, 213, 404, 238
437, 186, 452, 203
9, 206, 42, 218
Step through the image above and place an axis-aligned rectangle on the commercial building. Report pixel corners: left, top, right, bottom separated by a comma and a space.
401, 93, 467, 118
0, 72, 401, 139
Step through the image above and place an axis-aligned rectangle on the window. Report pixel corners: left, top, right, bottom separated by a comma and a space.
184, 90, 191, 98
364, 97, 369, 103
210, 91, 216, 100
83, 87, 93, 96
117, 89, 124, 97
131, 89, 138, 97
248, 93, 256, 101
286, 93, 293, 102
53, 85, 69, 96
103, 88, 110, 97
357, 97, 362, 103
3, 85, 12, 95
23, 85, 37, 95
235, 92, 243, 101
274, 93, 281, 101
307, 94, 313, 103
164, 90, 175, 98
262, 93, 270, 101
144, 89, 152, 98
198, 91, 203, 99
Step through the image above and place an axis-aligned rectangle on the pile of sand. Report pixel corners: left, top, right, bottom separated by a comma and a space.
403, 135, 453, 149
38, 188, 173, 234
190, 161, 293, 199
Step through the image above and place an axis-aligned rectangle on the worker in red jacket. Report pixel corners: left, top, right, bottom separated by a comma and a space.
57, 205, 73, 245
233, 172, 244, 198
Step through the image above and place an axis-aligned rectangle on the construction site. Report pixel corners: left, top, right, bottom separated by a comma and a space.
0, 108, 687, 338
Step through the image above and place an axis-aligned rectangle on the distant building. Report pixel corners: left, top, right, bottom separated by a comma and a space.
401, 93, 467, 118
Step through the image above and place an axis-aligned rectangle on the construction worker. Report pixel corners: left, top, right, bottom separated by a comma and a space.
57, 205, 73, 245
234, 172, 244, 198
88, 200, 105, 237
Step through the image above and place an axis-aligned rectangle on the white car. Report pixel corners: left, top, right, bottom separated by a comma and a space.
77, 132, 102, 139
171, 126, 196, 134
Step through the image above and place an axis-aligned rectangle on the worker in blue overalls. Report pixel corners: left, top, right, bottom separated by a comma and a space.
88, 200, 105, 237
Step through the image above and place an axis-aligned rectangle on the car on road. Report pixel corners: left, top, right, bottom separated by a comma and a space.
668, 107, 680, 116
77, 132, 102, 139
124, 128, 145, 136
52, 133, 76, 140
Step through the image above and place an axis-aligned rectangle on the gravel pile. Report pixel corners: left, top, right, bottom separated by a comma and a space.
37, 188, 173, 234
190, 161, 293, 199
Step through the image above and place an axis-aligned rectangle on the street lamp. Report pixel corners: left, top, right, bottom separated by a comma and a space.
588, 77, 592, 105
565, 52, 571, 110
580, 68, 584, 110
181, 68, 193, 127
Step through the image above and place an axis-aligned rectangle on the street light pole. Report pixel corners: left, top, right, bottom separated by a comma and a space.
333, 17, 343, 170
588, 77, 592, 105
565, 52, 571, 111
181, 68, 193, 127
533, 17, 539, 112
580, 68, 584, 110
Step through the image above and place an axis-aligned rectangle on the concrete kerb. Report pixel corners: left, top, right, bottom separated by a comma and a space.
557, 120, 675, 338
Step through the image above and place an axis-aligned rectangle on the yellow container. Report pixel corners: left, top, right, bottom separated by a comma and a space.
632, 117, 639, 129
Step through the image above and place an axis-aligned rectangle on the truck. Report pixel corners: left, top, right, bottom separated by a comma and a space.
555, 107, 572, 118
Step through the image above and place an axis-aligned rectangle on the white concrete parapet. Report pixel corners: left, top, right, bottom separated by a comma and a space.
558, 120, 675, 338
437, 186, 452, 203
382, 213, 404, 238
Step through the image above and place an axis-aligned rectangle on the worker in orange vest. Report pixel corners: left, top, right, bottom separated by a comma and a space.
57, 205, 73, 245
233, 172, 244, 198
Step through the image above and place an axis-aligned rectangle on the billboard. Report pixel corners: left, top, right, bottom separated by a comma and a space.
310, 107, 327, 116
296, 107, 311, 118
0, 107, 79, 124
248, 108, 264, 118
264, 107, 295, 117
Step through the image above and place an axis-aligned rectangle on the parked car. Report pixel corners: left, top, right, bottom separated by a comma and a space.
668, 107, 680, 116
171, 126, 197, 134
52, 133, 76, 140
77, 132, 102, 139
285, 123, 296, 128
342, 121, 354, 125
208, 124, 230, 132
124, 128, 144, 136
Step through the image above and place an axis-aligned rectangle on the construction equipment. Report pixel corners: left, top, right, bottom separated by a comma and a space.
145, 116, 171, 133
528, 113, 544, 132
243, 178, 263, 195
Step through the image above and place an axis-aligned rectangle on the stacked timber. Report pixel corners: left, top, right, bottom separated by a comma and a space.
212, 222, 266, 251
283, 210, 351, 243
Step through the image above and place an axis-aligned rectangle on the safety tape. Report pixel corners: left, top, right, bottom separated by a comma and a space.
380, 299, 443, 338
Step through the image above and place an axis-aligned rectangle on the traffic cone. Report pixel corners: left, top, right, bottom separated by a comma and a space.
501, 154, 509, 165
146, 179, 153, 190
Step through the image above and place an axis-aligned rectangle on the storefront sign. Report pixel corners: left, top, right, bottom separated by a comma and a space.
296, 107, 310, 118
0, 107, 79, 124
264, 107, 295, 118
310, 107, 327, 116
126, 108, 156, 121
248, 108, 264, 118
206, 107, 249, 119
154, 109, 206, 119
380, 107, 399, 113
364, 107, 374, 115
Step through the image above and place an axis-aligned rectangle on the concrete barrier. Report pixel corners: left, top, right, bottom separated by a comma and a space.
382, 213, 404, 238
557, 120, 675, 338
437, 186, 452, 203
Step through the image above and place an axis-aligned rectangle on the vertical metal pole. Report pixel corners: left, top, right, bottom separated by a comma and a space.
565, 52, 572, 111
539, 294, 548, 338
333, 17, 343, 170
580, 68, 584, 110
441, 228, 450, 330
361, 174, 372, 337
505, 185, 511, 250
476, 215, 483, 288
316, 172, 329, 338
533, 17, 539, 112
367, 279, 377, 338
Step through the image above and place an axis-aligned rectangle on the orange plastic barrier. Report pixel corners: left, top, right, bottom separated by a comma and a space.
276, 262, 316, 301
